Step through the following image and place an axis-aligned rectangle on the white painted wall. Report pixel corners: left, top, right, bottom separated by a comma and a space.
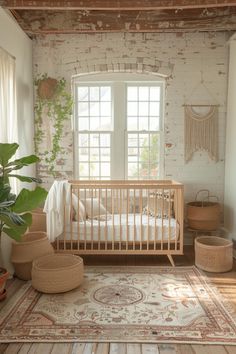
0, 8, 34, 175
224, 33, 236, 241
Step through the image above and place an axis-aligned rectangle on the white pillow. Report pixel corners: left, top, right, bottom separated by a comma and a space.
72, 193, 86, 221
82, 198, 108, 219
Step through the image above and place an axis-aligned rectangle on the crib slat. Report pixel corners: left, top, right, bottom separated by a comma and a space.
126, 189, 129, 250
77, 187, 80, 251
147, 189, 150, 251
154, 188, 157, 250
112, 188, 114, 250
119, 188, 122, 250
161, 188, 164, 251
168, 189, 171, 251
98, 188, 101, 250
139, 189, 143, 251
105, 188, 108, 250
70, 187, 73, 250
84, 188, 87, 250
91, 189, 94, 250
133, 189, 136, 251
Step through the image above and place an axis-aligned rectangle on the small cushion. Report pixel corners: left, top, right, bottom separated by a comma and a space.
82, 198, 109, 219
72, 194, 86, 221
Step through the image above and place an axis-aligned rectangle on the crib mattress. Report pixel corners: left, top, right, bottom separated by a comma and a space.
60, 214, 179, 242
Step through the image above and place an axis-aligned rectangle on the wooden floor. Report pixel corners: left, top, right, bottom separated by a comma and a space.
1, 246, 236, 354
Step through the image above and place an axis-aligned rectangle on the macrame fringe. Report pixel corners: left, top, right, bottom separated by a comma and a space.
185, 106, 218, 163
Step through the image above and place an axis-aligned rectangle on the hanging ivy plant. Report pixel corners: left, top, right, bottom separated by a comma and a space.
34, 74, 73, 176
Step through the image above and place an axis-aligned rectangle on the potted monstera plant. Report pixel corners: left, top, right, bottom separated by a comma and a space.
0, 143, 48, 300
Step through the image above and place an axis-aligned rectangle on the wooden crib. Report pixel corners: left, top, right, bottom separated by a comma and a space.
55, 180, 184, 266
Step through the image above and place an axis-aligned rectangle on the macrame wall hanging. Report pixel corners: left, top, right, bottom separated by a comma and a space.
184, 105, 218, 162
184, 72, 219, 163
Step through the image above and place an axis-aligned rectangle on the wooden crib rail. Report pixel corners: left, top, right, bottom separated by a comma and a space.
57, 180, 184, 266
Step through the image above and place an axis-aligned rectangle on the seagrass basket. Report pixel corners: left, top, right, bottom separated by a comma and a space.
32, 254, 84, 293
29, 208, 46, 232
187, 190, 221, 231
195, 236, 233, 273
11, 232, 54, 280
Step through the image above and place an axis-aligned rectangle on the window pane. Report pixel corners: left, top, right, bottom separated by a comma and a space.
128, 102, 138, 116
79, 163, 89, 177
101, 86, 111, 101
78, 102, 89, 116
78, 87, 88, 101
90, 148, 99, 161
90, 163, 100, 177
100, 134, 110, 147
101, 148, 110, 161
78, 148, 88, 161
90, 102, 100, 116
139, 117, 149, 131
127, 117, 138, 131
89, 87, 99, 101
128, 86, 138, 101
150, 87, 160, 101
150, 102, 160, 116
101, 116, 112, 130
78, 134, 88, 147
79, 118, 89, 130
150, 117, 159, 131
90, 117, 100, 131
101, 102, 111, 116
139, 102, 149, 116
101, 163, 110, 176
139, 87, 149, 101
90, 134, 99, 147
128, 163, 138, 178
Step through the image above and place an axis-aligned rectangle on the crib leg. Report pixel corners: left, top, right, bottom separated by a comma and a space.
167, 255, 175, 267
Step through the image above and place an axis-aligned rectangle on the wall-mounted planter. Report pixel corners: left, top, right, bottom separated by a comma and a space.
37, 77, 58, 99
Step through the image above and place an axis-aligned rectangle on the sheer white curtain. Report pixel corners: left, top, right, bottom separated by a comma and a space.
0, 47, 19, 193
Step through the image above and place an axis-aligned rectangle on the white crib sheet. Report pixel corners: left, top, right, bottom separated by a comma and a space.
60, 214, 179, 242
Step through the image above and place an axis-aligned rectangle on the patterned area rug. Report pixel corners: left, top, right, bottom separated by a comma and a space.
1, 266, 236, 344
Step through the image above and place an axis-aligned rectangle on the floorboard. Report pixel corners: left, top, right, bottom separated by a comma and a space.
1, 246, 236, 354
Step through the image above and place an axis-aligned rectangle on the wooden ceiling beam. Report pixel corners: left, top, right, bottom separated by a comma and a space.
11, 8, 236, 34
2, 0, 236, 11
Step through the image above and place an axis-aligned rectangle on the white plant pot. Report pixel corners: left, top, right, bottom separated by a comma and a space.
0, 233, 14, 278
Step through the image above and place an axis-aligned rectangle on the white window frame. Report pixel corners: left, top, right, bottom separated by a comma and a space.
72, 73, 165, 180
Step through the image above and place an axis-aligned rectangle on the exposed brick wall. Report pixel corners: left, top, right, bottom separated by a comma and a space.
33, 31, 229, 213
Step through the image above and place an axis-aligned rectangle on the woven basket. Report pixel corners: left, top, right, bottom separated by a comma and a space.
11, 232, 54, 280
187, 190, 221, 231
32, 254, 84, 293
29, 208, 46, 232
195, 236, 233, 273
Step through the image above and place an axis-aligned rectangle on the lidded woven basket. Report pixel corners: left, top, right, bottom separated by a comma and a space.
32, 254, 84, 293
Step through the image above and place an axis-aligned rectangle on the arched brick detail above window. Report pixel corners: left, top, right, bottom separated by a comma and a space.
69, 58, 174, 78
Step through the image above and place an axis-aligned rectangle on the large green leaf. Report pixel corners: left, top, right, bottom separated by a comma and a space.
0, 143, 19, 167
3, 227, 22, 242
7, 155, 40, 167
0, 212, 32, 240
2, 212, 32, 241
0, 184, 11, 202
8, 174, 42, 184
12, 187, 47, 213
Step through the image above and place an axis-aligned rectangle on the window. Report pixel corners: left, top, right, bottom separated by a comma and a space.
74, 74, 164, 180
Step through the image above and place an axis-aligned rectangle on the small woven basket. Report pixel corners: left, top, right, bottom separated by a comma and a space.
195, 236, 233, 273
32, 254, 84, 293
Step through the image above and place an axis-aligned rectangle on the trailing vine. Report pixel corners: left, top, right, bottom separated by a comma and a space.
34, 74, 73, 176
